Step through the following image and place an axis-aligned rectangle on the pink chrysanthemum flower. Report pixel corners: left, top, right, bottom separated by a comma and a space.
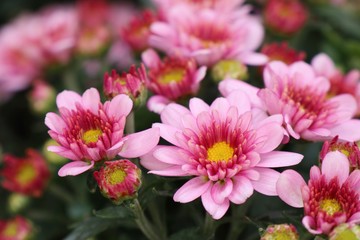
0, 216, 33, 240
0, 149, 50, 197
260, 224, 299, 240
142, 48, 207, 114
264, 0, 308, 35
141, 91, 303, 219
149, 5, 267, 66
45, 88, 160, 177
220, 61, 360, 142
311, 53, 360, 116
261, 42, 306, 65
277, 151, 360, 235
93, 159, 141, 204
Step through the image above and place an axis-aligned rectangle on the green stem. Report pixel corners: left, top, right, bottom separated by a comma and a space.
125, 111, 135, 134
202, 213, 216, 240
48, 183, 74, 204
131, 199, 164, 240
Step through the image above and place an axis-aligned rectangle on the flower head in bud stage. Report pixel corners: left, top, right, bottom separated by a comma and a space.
149, 5, 267, 66
0, 216, 33, 240
312, 53, 360, 116
121, 9, 157, 53
264, 0, 308, 36
211, 59, 248, 82
261, 42, 306, 66
45, 88, 160, 177
329, 223, 360, 240
260, 224, 299, 240
93, 159, 141, 204
141, 91, 303, 219
320, 136, 360, 171
0, 149, 50, 197
220, 61, 360, 142
277, 151, 360, 235
28, 79, 56, 115
142, 49, 207, 114
103, 65, 147, 106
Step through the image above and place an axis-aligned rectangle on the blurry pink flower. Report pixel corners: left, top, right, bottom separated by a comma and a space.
45, 88, 160, 177
311, 53, 360, 116
141, 91, 303, 219
93, 159, 141, 204
261, 42, 306, 66
0, 216, 33, 240
77, 0, 109, 27
277, 151, 360, 235
142, 49, 207, 113
0, 149, 50, 197
264, 0, 308, 35
261, 224, 299, 240
149, 5, 267, 66
28, 79, 56, 114
76, 25, 111, 56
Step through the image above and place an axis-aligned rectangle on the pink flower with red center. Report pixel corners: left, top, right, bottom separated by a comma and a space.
264, 0, 308, 35
45, 88, 160, 177
142, 48, 207, 113
0, 216, 33, 240
0, 149, 50, 197
149, 5, 267, 66
140, 91, 303, 219
320, 136, 360, 171
261, 42, 306, 65
93, 159, 141, 204
220, 61, 360, 142
103, 65, 147, 104
121, 9, 157, 53
312, 53, 360, 116
277, 151, 360, 235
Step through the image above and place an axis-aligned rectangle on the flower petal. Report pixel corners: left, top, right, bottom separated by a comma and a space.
140, 149, 173, 171
82, 88, 100, 114
107, 94, 133, 120
189, 98, 210, 117
210, 178, 233, 204
257, 151, 303, 168
58, 161, 94, 177
276, 170, 306, 208
251, 168, 280, 196
147, 95, 171, 114
153, 146, 189, 165
173, 177, 211, 203
56, 90, 81, 110
321, 151, 349, 185
228, 176, 254, 204
201, 189, 230, 220
45, 112, 66, 133
302, 216, 322, 235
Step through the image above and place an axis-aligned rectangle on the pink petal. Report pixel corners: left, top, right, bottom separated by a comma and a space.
251, 168, 280, 196
257, 89, 282, 115
56, 90, 81, 110
226, 90, 252, 115
254, 122, 283, 153
346, 170, 360, 195
210, 97, 230, 119
349, 212, 360, 223
153, 123, 182, 147
82, 88, 100, 114
263, 61, 288, 89
210, 178, 233, 204
330, 119, 360, 142
321, 151, 349, 185
276, 170, 306, 208
189, 98, 210, 117
153, 146, 189, 165
149, 166, 187, 176
289, 61, 316, 85
119, 128, 160, 158
147, 95, 171, 114
201, 189, 230, 220
257, 151, 303, 168
228, 176, 254, 204
194, 66, 207, 84
302, 216, 322, 235
161, 103, 190, 128
58, 161, 94, 177
141, 48, 161, 69
45, 112, 66, 133
47, 145, 79, 161
173, 177, 211, 203
311, 53, 336, 77
328, 94, 357, 122
107, 94, 133, 120
238, 52, 268, 66
140, 149, 173, 171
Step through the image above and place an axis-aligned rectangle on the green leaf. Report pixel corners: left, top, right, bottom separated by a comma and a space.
93, 205, 134, 219
169, 227, 207, 240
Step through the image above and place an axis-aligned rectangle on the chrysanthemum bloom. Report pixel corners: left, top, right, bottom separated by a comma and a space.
0, 216, 33, 240
260, 224, 299, 240
141, 91, 303, 219
312, 53, 360, 115
121, 9, 157, 53
329, 223, 360, 240
264, 0, 308, 35
149, 5, 267, 66
0, 149, 50, 197
142, 49, 207, 113
320, 136, 360, 170
261, 42, 306, 65
93, 159, 141, 204
277, 151, 360, 235
211, 59, 248, 82
103, 65, 147, 106
45, 88, 160, 177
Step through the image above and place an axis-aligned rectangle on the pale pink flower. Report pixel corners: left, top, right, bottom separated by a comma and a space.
311, 53, 360, 116
140, 91, 303, 219
0, 216, 33, 240
277, 151, 360, 235
220, 61, 360, 142
149, 5, 267, 66
142, 48, 207, 113
45, 88, 160, 177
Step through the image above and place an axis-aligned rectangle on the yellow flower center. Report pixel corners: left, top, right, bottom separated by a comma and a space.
158, 69, 185, 84
319, 198, 342, 216
3, 222, 17, 237
107, 169, 126, 185
82, 129, 102, 144
267, 231, 295, 240
207, 141, 234, 163
115, 77, 127, 86
340, 149, 350, 157
211, 59, 248, 81
333, 229, 358, 240
16, 163, 36, 186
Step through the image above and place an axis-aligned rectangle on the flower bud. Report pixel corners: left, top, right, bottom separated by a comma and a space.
211, 59, 248, 82
93, 159, 141, 204
329, 223, 360, 240
28, 79, 56, 115
260, 224, 299, 240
